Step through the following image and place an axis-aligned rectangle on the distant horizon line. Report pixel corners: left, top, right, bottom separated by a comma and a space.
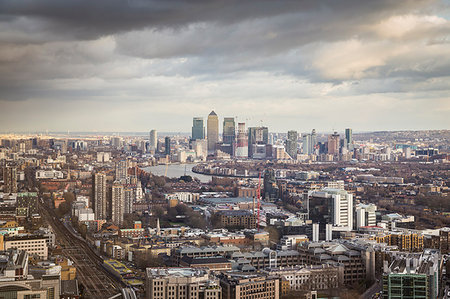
0, 129, 448, 136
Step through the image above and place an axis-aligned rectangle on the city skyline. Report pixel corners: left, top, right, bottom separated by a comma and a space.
0, 1, 449, 132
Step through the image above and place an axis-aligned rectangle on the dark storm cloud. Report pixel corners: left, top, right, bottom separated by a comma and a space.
0, 0, 434, 41
0, 0, 449, 132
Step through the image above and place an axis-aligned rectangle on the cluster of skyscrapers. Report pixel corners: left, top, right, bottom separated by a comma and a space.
145, 111, 354, 161
186, 111, 354, 161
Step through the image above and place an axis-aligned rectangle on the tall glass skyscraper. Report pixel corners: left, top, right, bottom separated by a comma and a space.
192, 117, 205, 140
345, 128, 353, 149
286, 130, 298, 159
223, 117, 236, 145
207, 111, 219, 154
165, 136, 171, 155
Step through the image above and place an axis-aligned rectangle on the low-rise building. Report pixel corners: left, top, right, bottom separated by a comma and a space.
382, 249, 441, 299
1, 234, 48, 259
298, 240, 375, 286
180, 256, 232, 271
172, 245, 240, 266
145, 268, 221, 299
219, 273, 279, 299
218, 210, 257, 229
262, 265, 343, 293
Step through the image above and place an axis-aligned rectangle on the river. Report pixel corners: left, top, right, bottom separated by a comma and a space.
142, 164, 212, 183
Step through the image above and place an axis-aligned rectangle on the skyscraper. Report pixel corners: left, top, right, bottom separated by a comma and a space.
115, 160, 128, 181
327, 132, 340, 155
149, 130, 157, 150
2, 166, 17, 194
302, 133, 311, 155
311, 129, 317, 154
223, 117, 236, 145
236, 122, 248, 158
207, 111, 219, 154
111, 181, 125, 226
302, 129, 317, 155
94, 172, 107, 220
192, 117, 205, 140
165, 137, 171, 155
248, 127, 268, 158
222, 117, 236, 156
345, 128, 352, 150
285, 130, 298, 159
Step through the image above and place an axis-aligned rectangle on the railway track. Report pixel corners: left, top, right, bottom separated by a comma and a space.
39, 201, 124, 298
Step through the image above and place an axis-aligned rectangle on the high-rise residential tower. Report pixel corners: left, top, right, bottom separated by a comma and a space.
207, 111, 219, 154
302, 133, 311, 155
248, 127, 268, 158
302, 129, 317, 155
94, 172, 107, 220
2, 166, 17, 194
115, 160, 128, 181
345, 128, 353, 150
311, 129, 317, 153
285, 130, 298, 159
165, 137, 171, 155
149, 130, 157, 150
327, 132, 340, 155
236, 123, 248, 158
192, 117, 205, 140
111, 181, 125, 226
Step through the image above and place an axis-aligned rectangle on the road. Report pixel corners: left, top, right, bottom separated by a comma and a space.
39, 200, 124, 298
360, 280, 382, 299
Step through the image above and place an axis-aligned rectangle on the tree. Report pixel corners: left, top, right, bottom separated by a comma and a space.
265, 225, 281, 244
56, 201, 71, 217
79, 223, 87, 239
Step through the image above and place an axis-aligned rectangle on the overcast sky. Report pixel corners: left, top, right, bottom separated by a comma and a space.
0, 0, 449, 133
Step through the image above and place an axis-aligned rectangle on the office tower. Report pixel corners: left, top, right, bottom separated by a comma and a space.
355, 203, 377, 229
111, 181, 125, 226
165, 137, 171, 155
222, 117, 236, 145
248, 127, 269, 158
285, 130, 298, 159
302, 133, 311, 155
192, 117, 205, 140
236, 123, 248, 158
327, 132, 340, 155
326, 188, 353, 231
222, 117, 236, 156
115, 160, 128, 181
2, 166, 17, 194
307, 187, 353, 231
94, 172, 107, 220
345, 128, 352, 149
111, 136, 122, 148
311, 129, 317, 153
149, 130, 157, 150
207, 111, 219, 154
